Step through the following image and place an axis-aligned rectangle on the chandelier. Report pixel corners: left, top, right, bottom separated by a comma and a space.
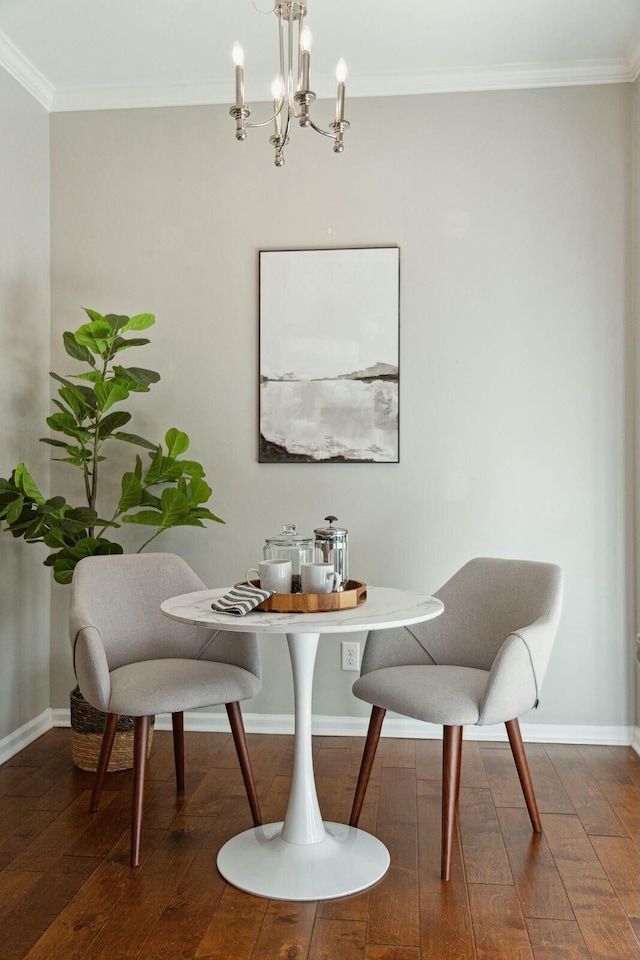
230, 1, 349, 167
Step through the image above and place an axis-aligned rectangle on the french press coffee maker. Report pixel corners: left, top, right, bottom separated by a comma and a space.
314, 515, 349, 590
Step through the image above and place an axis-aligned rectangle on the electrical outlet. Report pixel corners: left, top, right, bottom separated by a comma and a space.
341, 640, 361, 671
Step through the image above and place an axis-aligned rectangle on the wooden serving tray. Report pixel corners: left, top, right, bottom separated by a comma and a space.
243, 579, 367, 613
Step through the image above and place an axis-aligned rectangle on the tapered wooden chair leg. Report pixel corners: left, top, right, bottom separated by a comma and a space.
172, 711, 185, 793
226, 702, 262, 826
90, 712, 119, 813
130, 715, 150, 868
505, 717, 541, 832
441, 725, 463, 881
350, 705, 386, 827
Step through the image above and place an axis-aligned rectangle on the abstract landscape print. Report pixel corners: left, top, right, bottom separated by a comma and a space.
259, 247, 400, 463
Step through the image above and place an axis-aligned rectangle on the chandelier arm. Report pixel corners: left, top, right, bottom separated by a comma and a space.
245, 99, 286, 129
305, 118, 338, 140
281, 102, 293, 142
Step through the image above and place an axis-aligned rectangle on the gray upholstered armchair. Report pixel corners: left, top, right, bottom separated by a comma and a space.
70, 552, 262, 866
349, 557, 563, 880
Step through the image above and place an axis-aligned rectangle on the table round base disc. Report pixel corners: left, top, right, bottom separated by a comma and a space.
217, 821, 390, 901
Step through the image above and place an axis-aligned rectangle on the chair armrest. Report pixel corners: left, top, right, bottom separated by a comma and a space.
478, 615, 556, 725
478, 634, 536, 724
72, 625, 112, 713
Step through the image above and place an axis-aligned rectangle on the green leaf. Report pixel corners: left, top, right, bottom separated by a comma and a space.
159, 488, 190, 527
187, 476, 212, 505
44, 527, 69, 548
82, 308, 105, 324
53, 376, 96, 413
66, 507, 98, 526
113, 365, 160, 387
193, 508, 225, 524
50, 371, 78, 390
71, 537, 103, 560
42, 496, 67, 512
139, 489, 161, 508
113, 432, 157, 451
14, 463, 45, 504
134, 454, 143, 481
110, 337, 150, 353
46, 413, 92, 443
165, 428, 190, 459
74, 370, 102, 382
93, 540, 124, 556
111, 375, 149, 394
53, 558, 77, 584
63, 331, 94, 364
97, 411, 132, 439
179, 460, 205, 478
144, 445, 165, 485
24, 515, 48, 540
39, 437, 73, 449
58, 386, 85, 418
122, 313, 155, 332
118, 472, 143, 513
104, 314, 130, 332
75, 319, 113, 355
73, 384, 98, 409
5, 495, 25, 524
121, 510, 163, 527
94, 381, 129, 412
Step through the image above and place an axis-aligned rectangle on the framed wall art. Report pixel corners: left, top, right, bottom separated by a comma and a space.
259, 246, 400, 463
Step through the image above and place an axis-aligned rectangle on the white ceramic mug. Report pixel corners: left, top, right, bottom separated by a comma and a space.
246, 558, 292, 594
300, 561, 339, 594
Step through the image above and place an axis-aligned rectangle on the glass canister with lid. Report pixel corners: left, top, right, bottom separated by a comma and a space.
263, 523, 314, 593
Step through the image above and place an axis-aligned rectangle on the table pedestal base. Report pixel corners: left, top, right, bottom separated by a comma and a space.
217, 821, 390, 901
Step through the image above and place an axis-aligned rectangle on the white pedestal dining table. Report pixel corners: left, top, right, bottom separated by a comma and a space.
161, 585, 444, 901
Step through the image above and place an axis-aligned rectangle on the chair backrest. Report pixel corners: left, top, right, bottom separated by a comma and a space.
69, 552, 259, 677
361, 557, 562, 680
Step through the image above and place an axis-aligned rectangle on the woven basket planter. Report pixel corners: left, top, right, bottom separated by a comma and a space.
70, 686, 154, 772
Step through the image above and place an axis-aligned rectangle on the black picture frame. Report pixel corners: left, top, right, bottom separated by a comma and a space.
259, 245, 400, 463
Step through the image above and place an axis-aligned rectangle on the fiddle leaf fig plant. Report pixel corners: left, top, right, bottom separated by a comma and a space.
0, 309, 222, 583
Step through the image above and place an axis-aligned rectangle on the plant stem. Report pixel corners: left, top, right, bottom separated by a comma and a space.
136, 529, 163, 552
88, 355, 110, 533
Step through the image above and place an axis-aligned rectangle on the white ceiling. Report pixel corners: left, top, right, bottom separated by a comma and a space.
0, 0, 639, 112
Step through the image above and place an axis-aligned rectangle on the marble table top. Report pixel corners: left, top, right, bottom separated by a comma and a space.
161, 586, 444, 635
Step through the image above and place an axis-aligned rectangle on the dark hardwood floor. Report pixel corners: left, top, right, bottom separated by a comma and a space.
0, 728, 638, 959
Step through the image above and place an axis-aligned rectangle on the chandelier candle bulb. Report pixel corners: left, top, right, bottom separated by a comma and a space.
272, 77, 283, 137
336, 59, 347, 122
232, 42, 245, 106
300, 26, 312, 90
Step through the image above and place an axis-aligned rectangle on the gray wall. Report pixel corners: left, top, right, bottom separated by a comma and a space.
635, 76, 640, 729
0, 67, 51, 740
48, 84, 633, 727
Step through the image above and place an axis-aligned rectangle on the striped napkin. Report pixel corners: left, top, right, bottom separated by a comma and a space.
211, 582, 275, 616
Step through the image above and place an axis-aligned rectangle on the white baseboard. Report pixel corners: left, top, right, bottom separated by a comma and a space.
0, 709, 53, 765
5, 709, 637, 761
174, 713, 636, 746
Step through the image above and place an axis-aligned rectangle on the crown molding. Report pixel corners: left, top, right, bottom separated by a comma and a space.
628, 38, 640, 82
0, 30, 54, 109
349, 57, 636, 100
0, 25, 637, 115
48, 57, 637, 113
51, 79, 233, 113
